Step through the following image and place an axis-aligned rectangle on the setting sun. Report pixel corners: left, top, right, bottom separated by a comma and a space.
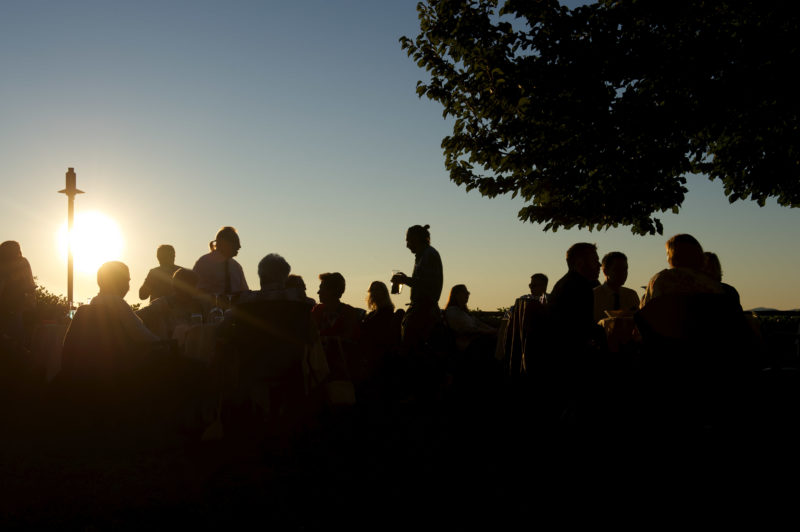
57, 211, 124, 275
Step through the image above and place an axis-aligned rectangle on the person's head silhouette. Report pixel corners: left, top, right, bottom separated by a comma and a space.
211, 226, 241, 258
97, 261, 131, 298
257, 253, 291, 288
172, 267, 199, 300
156, 244, 176, 267
529, 273, 548, 297
406, 224, 431, 254
703, 251, 723, 282
367, 281, 393, 311
601, 251, 629, 289
566, 242, 600, 281
445, 284, 470, 310
666, 234, 704, 270
287, 274, 308, 295
0, 240, 22, 262
318, 272, 346, 305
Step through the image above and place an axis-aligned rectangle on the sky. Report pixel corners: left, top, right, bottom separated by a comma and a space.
1, 0, 798, 312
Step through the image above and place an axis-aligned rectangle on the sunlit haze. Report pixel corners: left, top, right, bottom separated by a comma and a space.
2, 0, 798, 311
56, 211, 124, 276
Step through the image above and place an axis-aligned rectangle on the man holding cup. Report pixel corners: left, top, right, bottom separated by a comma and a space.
391, 224, 443, 350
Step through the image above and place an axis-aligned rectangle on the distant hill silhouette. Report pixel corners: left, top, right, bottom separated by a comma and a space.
746, 307, 800, 313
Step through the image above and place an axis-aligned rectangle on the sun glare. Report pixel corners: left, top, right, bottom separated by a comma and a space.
57, 211, 125, 275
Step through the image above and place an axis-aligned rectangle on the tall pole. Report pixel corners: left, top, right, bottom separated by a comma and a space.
58, 167, 84, 311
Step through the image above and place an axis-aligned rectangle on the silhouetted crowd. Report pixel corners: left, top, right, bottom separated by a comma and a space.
0, 227, 788, 461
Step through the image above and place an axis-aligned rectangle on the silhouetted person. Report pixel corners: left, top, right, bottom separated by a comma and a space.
362, 281, 397, 337
61, 261, 160, 386
444, 284, 497, 352
550, 242, 602, 347
137, 268, 204, 341
640, 234, 724, 308
311, 272, 360, 389
60, 262, 203, 435
362, 281, 399, 343
312, 272, 360, 341
547, 243, 603, 420
360, 281, 401, 383
635, 240, 756, 433
503, 273, 549, 371
238, 253, 300, 303
0, 240, 36, 348
593, 251, 640, 322
523, 273, 549, 304
391, 224, 444, 349
703, 251, 742, 311
139, 244, 183, 303
287, 274, 316, 305
193, 226, 248, 306
73, 261, 160, 346
215, 254, 322, 435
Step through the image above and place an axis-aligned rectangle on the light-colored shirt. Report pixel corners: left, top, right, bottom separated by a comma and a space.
193, 250, 248, 296
640, 267, 724, 308
593, 283, 640, 322
444, 306, 489, 334
444, 305, 495, 351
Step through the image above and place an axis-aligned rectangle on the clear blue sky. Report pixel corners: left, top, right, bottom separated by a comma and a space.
1, 0, 798, 311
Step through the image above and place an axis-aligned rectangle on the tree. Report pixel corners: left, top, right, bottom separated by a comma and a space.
31, 281, 69, 322
400, 0, 800, 235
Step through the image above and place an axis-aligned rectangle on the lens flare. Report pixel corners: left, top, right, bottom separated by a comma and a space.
57, 211, 124, 275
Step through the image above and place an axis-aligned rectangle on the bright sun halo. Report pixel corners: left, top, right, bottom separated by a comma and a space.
57, 211, 125, 274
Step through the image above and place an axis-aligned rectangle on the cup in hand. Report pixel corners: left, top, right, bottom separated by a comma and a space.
391, 270, 403, 295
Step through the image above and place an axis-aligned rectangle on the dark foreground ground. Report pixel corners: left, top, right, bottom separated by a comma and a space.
2, 366, 800, 530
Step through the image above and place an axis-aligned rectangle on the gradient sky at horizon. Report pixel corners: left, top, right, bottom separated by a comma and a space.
1, 0, 798, 312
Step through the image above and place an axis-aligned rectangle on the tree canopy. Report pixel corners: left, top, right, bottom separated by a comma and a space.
400, 0, 800, 234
